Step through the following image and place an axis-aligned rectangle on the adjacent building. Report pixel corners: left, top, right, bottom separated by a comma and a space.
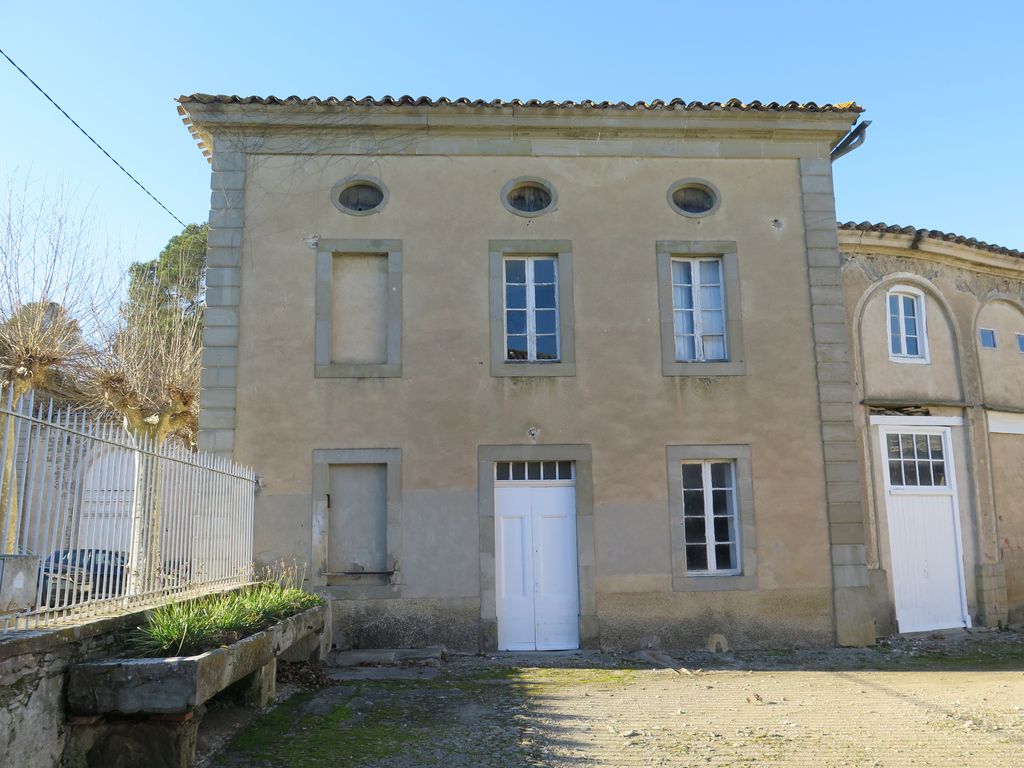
177, 94, 1021, 651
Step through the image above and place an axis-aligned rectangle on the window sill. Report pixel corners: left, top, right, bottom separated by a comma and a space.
887, 356, 930, 365
316, 363, 402, 378
672, 573, 757, 591
663, 360, 746, 377
491, 360, 576, 378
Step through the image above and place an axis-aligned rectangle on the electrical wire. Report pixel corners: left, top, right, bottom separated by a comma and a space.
0, 46, 186, 228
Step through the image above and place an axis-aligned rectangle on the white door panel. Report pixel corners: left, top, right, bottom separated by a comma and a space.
880, 427, 969, 633
495, 482, 579, 651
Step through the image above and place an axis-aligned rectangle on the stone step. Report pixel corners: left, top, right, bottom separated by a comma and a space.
327, 645, 447, 668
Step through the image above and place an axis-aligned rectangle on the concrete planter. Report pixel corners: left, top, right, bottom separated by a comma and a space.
68, 601, 329, 715
64, 601, 331, 768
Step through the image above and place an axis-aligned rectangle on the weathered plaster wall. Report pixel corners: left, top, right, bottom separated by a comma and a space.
991, 433, 1024, 623
977, 300, 1024, 409
235, 151, 837, 650
841, 240, 1024, 631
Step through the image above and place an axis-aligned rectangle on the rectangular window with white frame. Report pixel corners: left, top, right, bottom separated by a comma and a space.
887, 287, 929, 363
504, 256, 560, 362
671, 257, 727, 362
681, 460, 740, 574
979, 328, 997, 349
667, 445, 756, 590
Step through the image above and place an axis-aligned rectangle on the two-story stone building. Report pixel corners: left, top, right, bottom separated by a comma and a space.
177, 94, 1021, 650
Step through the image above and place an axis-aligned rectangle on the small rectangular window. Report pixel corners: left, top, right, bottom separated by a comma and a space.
1017, 334, 1024, 353
504, 256, 560, 362
680, 460, 739, 574
887, 289, 927, 361
671, 257, 727, 362
980, 328, 997, 349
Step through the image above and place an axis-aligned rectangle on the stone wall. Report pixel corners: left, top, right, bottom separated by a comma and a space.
0, 612, 143, 768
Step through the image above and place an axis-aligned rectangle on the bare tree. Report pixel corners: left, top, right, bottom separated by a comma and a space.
0, 176, 110, 552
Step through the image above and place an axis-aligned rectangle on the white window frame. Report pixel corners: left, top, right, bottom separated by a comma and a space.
670, 256, 728, 363
502, 255, 561, 363
886, 285, 929, 364
680, 459, 741, 576
979, 327, 998, 349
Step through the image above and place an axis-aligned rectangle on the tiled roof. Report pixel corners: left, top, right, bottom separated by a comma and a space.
177, 94, 863, 113
839, 222, 1021, 259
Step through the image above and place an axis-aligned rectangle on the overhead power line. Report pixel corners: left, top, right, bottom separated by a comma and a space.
0, 46, 186, 228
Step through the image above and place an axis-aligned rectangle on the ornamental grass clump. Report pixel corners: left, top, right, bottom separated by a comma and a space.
128, 578, 320, 658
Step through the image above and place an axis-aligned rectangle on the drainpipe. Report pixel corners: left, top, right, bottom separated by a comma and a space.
830, 120, 871, 162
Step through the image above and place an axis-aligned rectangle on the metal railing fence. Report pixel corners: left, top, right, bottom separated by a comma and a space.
0, 389, 256, 631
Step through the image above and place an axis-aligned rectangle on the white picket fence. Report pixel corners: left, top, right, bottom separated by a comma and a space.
0, 390, 256, 631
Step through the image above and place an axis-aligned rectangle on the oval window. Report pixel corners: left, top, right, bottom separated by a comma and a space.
668, 179, 720, 217
501, 177, 557, 217
339, 183, 383, 212
331, 176, 388, 216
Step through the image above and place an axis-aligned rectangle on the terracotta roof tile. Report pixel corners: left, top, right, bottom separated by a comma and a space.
839, 221, 1022, 259
177, 94, 864, 113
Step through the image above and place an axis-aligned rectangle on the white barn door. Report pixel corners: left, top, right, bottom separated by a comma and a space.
495, 463, 579, 651
879, 426, 970, 633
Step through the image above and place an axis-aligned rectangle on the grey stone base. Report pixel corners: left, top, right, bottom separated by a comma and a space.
977, 562, 1009, 628
833, 585, 876, 646
595, 588, 833, 650
329, 596, 481, 651
65, 712, 201, 768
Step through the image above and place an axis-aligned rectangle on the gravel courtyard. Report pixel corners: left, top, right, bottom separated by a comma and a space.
208, 631, 1024, 767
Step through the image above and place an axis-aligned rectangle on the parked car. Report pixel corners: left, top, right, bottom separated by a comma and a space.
38, 549, 128, 606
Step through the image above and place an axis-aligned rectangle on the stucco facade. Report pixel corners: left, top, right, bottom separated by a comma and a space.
839, 224, 1024, 631
177, 95, 897, 651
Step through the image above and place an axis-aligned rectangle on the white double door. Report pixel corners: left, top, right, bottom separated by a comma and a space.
879, 425, 970, 633
495, 483, 580, 651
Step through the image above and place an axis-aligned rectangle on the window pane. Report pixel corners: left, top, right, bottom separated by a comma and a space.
903, 461, 918, 485
900, 434, 915, 457
675, 334, 697, 362
527, 462, 541, 480
535, 335, 558, 360
889, 460, 903, 486
713, 516, 733, 543
535, 310, 557, 334
712, 489, 731, 516
1017, 334, 1024, 353
506, 335, 528, 360
511, 462, 526, 480
715, 544, 735, 571
703, 335, 726, 361
674, 310, 695, 334
496, 462, 510, 480
682, 464, 703, 489
888, 294, 899, 316
902, 295, 916, 318
905, 337, 919, 357
534, 285, 556, 309
699, 260, 721, 285
702, 309, 724, 333
683, 489, 704, 515
886, 434, 901, 459
673, 285, 694, 310
710, 463, 731, 488
672, 260, 692, 285
557, 461, 573, 479
506, 310, 527, 334
533, 259, 556, 284
684, 517, 706, 544
686, 544, 708, 571
917, 461, 934, 486
542, 461, 557, 480
915, 434, 930, 456
505, 260, 526, 283
905, 316, 918, 336
932, 462, 946, 486
700, 285, 723, 309
929, 434, 943, 458
506, 285, 527, 309
890, 329, 901, 356
980, 329, 997, 348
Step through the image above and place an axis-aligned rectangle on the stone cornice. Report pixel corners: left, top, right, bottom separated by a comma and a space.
838, 228, 1024, 278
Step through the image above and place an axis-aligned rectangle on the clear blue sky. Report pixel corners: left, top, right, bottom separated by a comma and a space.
3, 0, 1022, 274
